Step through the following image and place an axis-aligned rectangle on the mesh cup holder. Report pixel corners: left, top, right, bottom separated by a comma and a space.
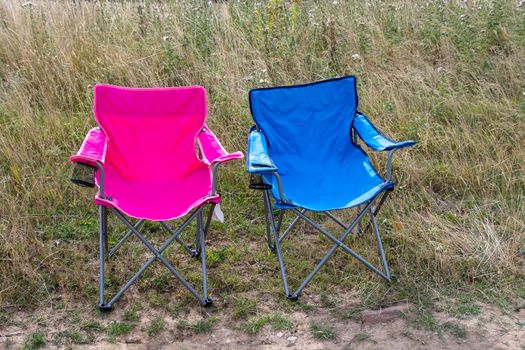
71, 163, 96, 188
249, 174, 272, 190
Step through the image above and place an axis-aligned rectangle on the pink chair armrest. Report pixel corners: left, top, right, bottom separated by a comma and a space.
69, 127, 107, 167
197, 125, 244, 164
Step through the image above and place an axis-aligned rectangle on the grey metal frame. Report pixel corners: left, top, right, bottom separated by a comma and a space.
95, 161, 218, 311
261, 180, 394, 300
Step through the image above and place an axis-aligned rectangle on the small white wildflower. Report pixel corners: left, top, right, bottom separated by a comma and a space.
258, 79, 269, 84
459, 14, 467, 21
163, 35, 170, 42
54, 240, 60, 247
437, 66, 445, 73
21, 1, 33, 8
351, 54, 361, 61
522, 91, 525, 97
332, 0, 338, 4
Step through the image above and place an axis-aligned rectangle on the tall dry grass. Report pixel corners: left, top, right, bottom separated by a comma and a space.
0, 0, 524, 308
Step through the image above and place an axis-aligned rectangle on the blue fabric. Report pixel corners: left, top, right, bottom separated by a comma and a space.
249, 76, 394, 211
247, 127, 278, 173
353, 114, 416, 151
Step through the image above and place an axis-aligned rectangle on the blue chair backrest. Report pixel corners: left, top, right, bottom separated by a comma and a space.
249, 76, 359, 173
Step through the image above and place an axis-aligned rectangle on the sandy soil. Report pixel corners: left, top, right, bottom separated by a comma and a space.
1, 301, 524, 350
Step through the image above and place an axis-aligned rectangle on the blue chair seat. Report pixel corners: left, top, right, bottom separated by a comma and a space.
263, 149, 393, 211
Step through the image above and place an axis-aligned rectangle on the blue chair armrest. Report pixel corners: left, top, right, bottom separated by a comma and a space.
353, 113, 416, 151
247, 127, 278, 173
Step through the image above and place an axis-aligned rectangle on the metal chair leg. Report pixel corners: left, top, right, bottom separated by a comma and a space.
194, 215, 202, 258
264, 190, 291, 298
263, 190, 275, 251
198, 209, 213, 307
192, 203, 215, 258
98, 206, 111, 311
369, 208, 391, 279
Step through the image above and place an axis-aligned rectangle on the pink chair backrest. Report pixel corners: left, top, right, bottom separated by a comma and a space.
94, 84, 208, 182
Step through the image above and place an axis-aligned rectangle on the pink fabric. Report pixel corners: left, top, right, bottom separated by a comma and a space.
198, 125, 244, 164
71, 84, 242, 221
70, 127, 107, 167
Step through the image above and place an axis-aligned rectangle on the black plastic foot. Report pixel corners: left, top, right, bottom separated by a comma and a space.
99, 304, 113, 312
202, 297, 213, 307
190, 249, 201, 258
286, 294, 299, 302
389, 274, 398, 282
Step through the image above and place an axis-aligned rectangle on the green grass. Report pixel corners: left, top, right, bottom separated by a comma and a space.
442, 322, 467, 338
176, 320, 189, 332
82, 320, 103, 332
57, 330, 92, 345
243, 317, 269, 335
233, 297, 258, 319
123, 307, 139, 322
320, 293, 339, 309
107, 322, 134, 337
448, 294, 482, 319
0, 311, 9, 327
23, 332, 46, 350
310, 322, 336, 341
146, 317, 166, 336
243, 313, 293, 335
269, 314, 294, 331
190, 317, 219, 334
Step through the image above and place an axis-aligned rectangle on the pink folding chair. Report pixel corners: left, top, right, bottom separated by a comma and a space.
70, 84, 243, 310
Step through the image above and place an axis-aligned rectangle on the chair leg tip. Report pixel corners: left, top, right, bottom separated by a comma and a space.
389, 274, 397, 282
99, 304, 113, 312
286, 294, 299, 302
202, 298, 213, 307
190, 249, 200, 258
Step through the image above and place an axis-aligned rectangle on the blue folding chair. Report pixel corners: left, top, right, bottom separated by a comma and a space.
246, 76, 415, 300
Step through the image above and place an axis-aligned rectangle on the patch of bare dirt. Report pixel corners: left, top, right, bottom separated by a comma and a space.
1, 302, 524, 349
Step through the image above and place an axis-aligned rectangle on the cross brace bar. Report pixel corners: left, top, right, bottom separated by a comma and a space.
262, 190, 393, 300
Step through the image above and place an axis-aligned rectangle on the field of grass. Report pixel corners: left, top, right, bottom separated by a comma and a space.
0, 0, 524, 337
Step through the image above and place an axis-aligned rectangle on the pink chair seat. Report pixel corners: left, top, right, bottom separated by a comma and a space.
95, 165, 219, 221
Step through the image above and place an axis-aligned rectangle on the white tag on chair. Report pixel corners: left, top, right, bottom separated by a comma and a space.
212, 203, 224, 223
